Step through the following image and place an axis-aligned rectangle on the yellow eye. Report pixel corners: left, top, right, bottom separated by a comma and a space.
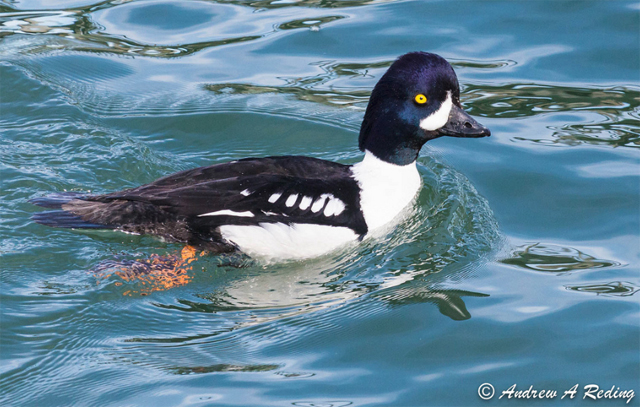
414, 94, 427, 104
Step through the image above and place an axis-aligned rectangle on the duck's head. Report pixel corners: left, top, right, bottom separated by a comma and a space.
359, 52, 490, 165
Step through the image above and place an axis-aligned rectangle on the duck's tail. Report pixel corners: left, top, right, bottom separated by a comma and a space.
29, 192, 86, 209
30, 192, 113, 229
31, 210, 111, 229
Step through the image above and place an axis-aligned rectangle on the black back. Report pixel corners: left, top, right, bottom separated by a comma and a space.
33, 156, 368, 248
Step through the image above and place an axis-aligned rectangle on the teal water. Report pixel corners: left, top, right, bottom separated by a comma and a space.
1, 0, 639, 406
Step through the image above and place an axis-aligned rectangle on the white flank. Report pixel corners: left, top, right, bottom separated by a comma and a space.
299, 196, 313, 210
268, 193, 282, 203
351, 150, 422, 231
285, 194, 298, 207
198, 210, 254, 217
219, 223, 358, 260
420, 91, 452, 131
240, 189, 251, 196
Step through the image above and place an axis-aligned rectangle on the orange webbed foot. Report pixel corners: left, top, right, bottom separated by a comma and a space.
96, 246, 206, 295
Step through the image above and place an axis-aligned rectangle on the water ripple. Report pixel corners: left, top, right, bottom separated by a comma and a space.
1, 0, 638, 406
565, 281, 638, 297
0, 0, 353, 59
499, 242, 622, 273
0, 146, 502, 384
465, 83, 640, 148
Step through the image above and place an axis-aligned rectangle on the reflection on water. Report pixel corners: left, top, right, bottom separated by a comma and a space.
204, 59, 515, 109
3, 1, 637, 150
215, 0, 394, 8
466, 84, 636, 118
499, 242, 620, 273
465, 84, 640, 148
206, 81, 371, 109
169, 363, 280, 375
0, 7, 264, 58
566, 281, 638, 297
93, 245, 204, 296
0, 0, 352, 58
377, 286, 489, 321
279, 15, 345, 30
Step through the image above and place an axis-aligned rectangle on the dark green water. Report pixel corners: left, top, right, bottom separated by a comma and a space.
1, 0, 639, 406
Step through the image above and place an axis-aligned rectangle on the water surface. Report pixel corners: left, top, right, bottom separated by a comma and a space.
1, 1, 639, 406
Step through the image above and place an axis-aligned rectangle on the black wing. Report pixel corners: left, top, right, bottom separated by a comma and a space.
32, 156, 368, 247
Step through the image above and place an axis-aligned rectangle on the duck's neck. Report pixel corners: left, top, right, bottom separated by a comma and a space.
360, 135, 422, 166
358, 105, 425, 166
356, 150, 417, 173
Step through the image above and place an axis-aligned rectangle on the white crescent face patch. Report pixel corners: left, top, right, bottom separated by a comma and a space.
419, 91, 452, 131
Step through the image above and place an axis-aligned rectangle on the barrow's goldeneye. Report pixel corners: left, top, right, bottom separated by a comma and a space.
31, 52, 490, 260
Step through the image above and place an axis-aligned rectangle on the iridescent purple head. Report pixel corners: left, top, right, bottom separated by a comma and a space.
359, 52, 490, 165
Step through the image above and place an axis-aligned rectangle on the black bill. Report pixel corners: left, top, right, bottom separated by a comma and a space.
439, 104, 491, 138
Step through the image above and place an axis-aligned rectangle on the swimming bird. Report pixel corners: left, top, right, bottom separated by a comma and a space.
31, 52, 490, 261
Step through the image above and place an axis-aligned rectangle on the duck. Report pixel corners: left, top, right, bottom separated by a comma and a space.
31, 52, 490, 261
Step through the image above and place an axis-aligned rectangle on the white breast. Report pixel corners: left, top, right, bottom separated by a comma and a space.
351, 150, 422, 232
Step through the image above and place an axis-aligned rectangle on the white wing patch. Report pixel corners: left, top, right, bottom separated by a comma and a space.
311, 194, 330, 213
219, 190, 347, 221
262, 211, 286, 217
323, 197, 346, 217
285, 194, 298, 207
420, 91, 452, 131
199, 210, 254, 218
268, 193, 282, 203
299, 196, 313, 210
